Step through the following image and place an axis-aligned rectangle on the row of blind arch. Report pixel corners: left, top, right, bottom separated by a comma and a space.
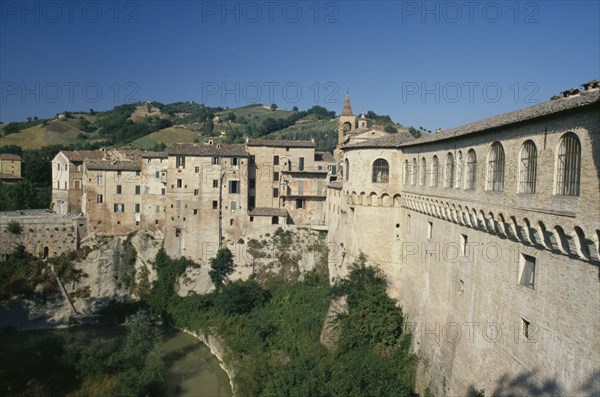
344, 132, 582, 196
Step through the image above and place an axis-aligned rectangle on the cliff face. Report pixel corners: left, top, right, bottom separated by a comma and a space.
1, 227, 328, 330
66, 231, 162, 314
0, 231, 161, 330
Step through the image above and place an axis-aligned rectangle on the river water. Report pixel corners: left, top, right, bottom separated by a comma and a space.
0, 324, 232, 397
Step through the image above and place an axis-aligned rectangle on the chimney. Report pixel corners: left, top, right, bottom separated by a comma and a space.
581, 80, 600, 91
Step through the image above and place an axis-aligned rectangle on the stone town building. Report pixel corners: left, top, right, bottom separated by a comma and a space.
0, 153, 22, 183
162, 143, 250, 262
51, 139, 335, 262
326, 83, 600, 396
82, 158, 143, 236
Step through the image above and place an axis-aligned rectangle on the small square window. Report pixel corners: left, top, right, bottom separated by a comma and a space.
117, 170, 122, 176
96, 194, 103, 204
273, 155, 279, 165
232, 157, 239, 166
195, 166, 200, 173
177, 179, 182, 188
193, 209, 198, 215
273, 172, 279, 182
427, 221, 433, 239
406, 214, 411, 233
212, 200, 218, 209
519, 254, 536, 289
229, 219, 234, 225
228, 181, 240, 194
521, 318, 531, 339
135, 185, 141, 195
250, 216, 254, 222
461, 234, 468, 256
273, 188, 279, 198
213, 180, 219, 188
116, 185, 122, 194
135, 203, 140, 213
194, 189, 199, 196
161, 188, 166, 195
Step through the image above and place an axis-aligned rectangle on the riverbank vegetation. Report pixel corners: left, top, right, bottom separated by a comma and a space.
146, 247, 417, 396
1, 237, 417, 396
0, 311, 164, 397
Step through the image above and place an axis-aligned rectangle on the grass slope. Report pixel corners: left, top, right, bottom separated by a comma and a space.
0, 121, 92, 149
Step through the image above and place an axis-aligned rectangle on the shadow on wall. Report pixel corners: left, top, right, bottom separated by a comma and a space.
467, 369, 599, 397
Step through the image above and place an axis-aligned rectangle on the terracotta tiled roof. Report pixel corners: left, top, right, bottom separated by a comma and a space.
345, 90, 600, 150
0, 154, 21, 161
140, 151, 168, 158
61, 150, 105, 161
246, 139, 314, 148
86, 160, 141, 171
169, 143, 248, 157
248, 207, 288, 217
400, 89, 600, 147
344, 130, 416, 150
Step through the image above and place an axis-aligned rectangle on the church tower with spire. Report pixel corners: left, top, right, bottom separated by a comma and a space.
338, 93, 356, 145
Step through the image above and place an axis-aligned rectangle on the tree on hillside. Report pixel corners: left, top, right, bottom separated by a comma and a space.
270, 103, 278, 111
3, 123, 20, 134
209, 247, 235, 291
384, 125, 397, 134
292, 106, 299, 111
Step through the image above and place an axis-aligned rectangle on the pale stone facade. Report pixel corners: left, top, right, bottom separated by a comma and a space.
50, 140, 335, 264
0, 153, 22, 182
326, 85, 600, 396
0, 210, 86, 260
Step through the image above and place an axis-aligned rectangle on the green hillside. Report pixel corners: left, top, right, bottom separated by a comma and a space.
1, 102, 417, 153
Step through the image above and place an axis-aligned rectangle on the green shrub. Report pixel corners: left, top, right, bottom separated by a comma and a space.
6, 220, 23, 235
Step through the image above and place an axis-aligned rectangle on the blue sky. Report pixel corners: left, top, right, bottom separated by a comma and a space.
1, 0, 598, 131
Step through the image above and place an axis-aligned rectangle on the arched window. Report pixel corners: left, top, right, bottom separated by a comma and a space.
411, 158, 417, 185
466, 150, 477, 190
420, 157, 426, 186
431, 156, 439, 187
519, 140, 537, 194
455, 151, 463, 189
556, 132, 581, 196
344, 159, 349, 181
486, 142, 505, 191
445, 153, 454, 188
372, 159, 389, 183
403, 160, 409, 184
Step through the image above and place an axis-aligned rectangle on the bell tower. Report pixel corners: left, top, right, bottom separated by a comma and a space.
338, 93, 356, 145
